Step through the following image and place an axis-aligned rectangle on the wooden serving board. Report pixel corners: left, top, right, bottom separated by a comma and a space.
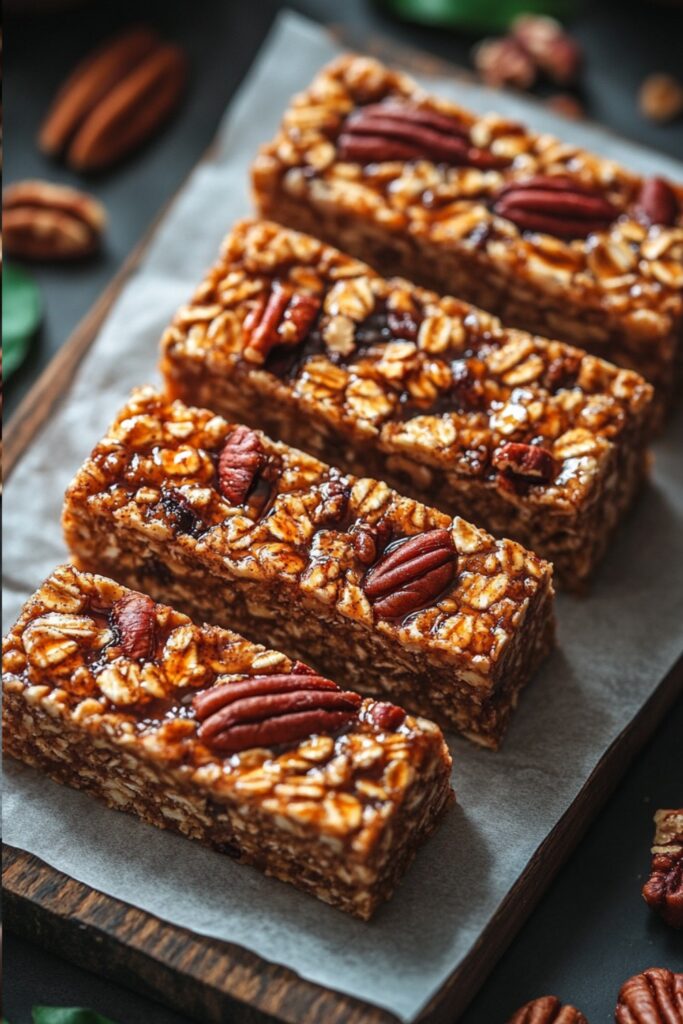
4, 24, 683, 1024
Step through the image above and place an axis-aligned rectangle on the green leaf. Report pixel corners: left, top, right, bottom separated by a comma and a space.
32, 1008, 119, 1024
383, 0, 574, 32
2, 261, 42, 378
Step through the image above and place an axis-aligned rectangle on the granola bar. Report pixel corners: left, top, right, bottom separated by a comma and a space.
252, 55, 683, 404
160, 219, 653, 590
2, 564, 453, 919
62, 387, 555, 749
642, 808, 683, 928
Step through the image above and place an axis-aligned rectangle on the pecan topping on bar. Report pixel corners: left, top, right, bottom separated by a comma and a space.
493, 442, 557, 484
312, 474, 351, 528
243, 283, 321, 364
615, 968, 683, 1024
636, 177, 679, 228
111, 593, 156, 661
493, 176, 618, 238
370, 701, 407, 731
192, 673, 361, 753
338, 101, 504, 169
363, 529, 456, 621
352, 519, 392, 566
218, 426, 266, 506
507, 996, 587, 1023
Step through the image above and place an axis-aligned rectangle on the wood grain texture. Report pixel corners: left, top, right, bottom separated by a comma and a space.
4, 26, 683, 1024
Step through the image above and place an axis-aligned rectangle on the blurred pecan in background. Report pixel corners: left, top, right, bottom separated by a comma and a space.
507, 995, 588, 1023
638, 73, 683, 123
615, 968, 683, 1023
39, 25, 188, 171
3, 179, 106, 260
511, 16, 582, 86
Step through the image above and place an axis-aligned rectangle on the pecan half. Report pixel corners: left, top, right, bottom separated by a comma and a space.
615, 968, 683, 1024
369, 701, 406, 732
507, 995, 588, 1023
243, 284, 320, 364
472, 36, 537, 90
636, 178, 679, 228
111, 592, 156, 661
353, 519, 392, 567
493, 442, 557, 484
338, 101, 505, 170
3, 180, 106, 261
362, 529, 456, 621
39, 27, 187, 171
642, 809, 683, 929
493, 176, 618, 238
192, 673, 361, 753
218, 426, 266, 506
512, 15, 582, 85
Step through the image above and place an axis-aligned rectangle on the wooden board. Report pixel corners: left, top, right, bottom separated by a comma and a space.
4, 26, 683, 1024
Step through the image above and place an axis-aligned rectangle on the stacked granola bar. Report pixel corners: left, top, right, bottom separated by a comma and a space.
252, 55, 683, 405
161, 219, 653, 590
3, 564, 453, 918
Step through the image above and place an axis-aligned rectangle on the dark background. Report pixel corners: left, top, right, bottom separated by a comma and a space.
3, 0, 682, 1021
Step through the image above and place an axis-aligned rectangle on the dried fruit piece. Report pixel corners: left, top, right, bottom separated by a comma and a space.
639, 73, 683, 123
493, 442, 557, 484
636, 178, 679, 228
111, 592, 156, 661
615, 967, 683, 1023
507, 995, 588, 1023
338, 101, 505, 170
642, 809, 683, 929
218, 426, 266, 506
3, 180, 106, 261
493, 176, 617, 239
160, 487, 205, 538
472, 36, 537, 90
39, 26, 161, 156
511, 15, 582, 85
363, 529, 456, 621
192, 673, 361, 753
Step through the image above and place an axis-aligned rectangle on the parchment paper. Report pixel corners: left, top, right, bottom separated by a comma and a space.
3, 12, 683, 1021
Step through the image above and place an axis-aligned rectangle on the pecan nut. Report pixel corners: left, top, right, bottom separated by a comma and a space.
636, 178, 679, 228
493, 176, 618, 238
369, 701, 406, 731
312, 474, 350, 529
192, 673, 361, 753
353, 519, 392, 566
338, 101, 505, 170
362, 528, 456, 620
243, 284, 321, 364
615, 968, 683, 1023
511, 15, 582, 85
493, 442, 557, 484
507, 995, 588, 1023
642, 809, 683, 929
472, 36, 537, 90
39, 26, 187, 171
638, 73, 683, 123
111, 592, 156, 661
218, 426, 266, 506
3, 180, 106, 261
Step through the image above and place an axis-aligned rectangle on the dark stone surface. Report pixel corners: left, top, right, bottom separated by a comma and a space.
4, 0, 682, 1020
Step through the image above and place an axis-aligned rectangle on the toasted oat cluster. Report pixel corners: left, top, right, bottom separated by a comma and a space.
252, 55, 683, 398
642, 809, 683, 929
62, 387, 555, 748
161, 219, 653, 589
3, 564, 453, 919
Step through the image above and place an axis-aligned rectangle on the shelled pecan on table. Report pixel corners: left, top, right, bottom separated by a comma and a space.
2, 180, 106, 261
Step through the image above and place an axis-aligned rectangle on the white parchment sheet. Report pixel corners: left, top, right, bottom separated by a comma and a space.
3, 12, 683, 1021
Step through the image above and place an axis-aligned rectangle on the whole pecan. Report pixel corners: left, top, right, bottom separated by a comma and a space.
338, 101, 504, 170
111, 592, 156, 661
362, 528, 456, 621
3, 180, 106, 261
636, 178, 679, 228
192, 673, 361, 753
493, 442, 557, 484
615, 968, 683, 1024
243, 284, 320, 364
493, 176, 618, 238
507, 995, 588, 1023
39, 27, 187, 172
218, 426, 266, 506
642, 809, 683, 928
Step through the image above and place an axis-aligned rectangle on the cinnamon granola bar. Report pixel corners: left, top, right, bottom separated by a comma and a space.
642, 808, 683, 928
62, 387, 555, 749
160, 219, 653, 590
252, 55, 683, 404
2, 564, 453, 919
